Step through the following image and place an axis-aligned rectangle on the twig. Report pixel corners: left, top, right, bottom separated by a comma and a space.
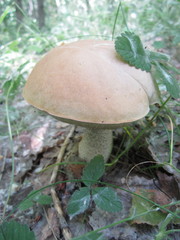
50, 126, 75, 240
51, 188, 72, 240
125, 160, 159, 189
50, 126, 75, 183
43, 207, 59, 240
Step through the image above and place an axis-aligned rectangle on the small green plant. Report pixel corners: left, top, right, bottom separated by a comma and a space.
18, 191, 52, 211
0, 192, 52, 240
155, 209, 180, 240
67, 155, 122, 219
115, 31, 180, 99
0, 220, 36, 240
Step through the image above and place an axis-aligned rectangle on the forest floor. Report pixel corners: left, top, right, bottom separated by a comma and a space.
0, 93, 180, 240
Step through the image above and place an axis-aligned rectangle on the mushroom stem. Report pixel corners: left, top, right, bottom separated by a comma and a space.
79, 128, 113, 162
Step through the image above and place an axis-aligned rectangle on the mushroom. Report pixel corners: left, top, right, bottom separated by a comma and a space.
23, 39, 159, 162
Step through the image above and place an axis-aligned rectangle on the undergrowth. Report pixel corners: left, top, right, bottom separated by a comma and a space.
0, 0, 179, 239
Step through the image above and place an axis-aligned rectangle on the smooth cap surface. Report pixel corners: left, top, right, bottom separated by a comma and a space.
23, 39, 159, 128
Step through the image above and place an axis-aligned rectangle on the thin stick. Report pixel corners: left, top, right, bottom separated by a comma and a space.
43, 207, 58, 240
50, 126, 75, 183
51, 188, 72, 240
50, 126, 75, 240
125, 160, 157, 189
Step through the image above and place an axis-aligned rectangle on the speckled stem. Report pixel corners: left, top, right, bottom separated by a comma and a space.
78, 128, 113, 162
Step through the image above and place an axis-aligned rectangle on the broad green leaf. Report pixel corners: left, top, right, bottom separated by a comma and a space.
82, 155, 105, 187
115, 32, 151, 72
92, 187, 122, 212
154, 62, 180, 98
130, 189, 167, 225
72, 232, 105, 240
67, 187, 91, 218
0, 221, 35, 240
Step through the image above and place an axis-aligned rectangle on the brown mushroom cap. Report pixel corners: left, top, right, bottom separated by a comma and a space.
23, 39, 159, 128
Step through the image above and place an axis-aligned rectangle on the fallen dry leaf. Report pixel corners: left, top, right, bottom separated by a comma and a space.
31, 123, 49, 153
130, 188, 168, 225
157, 171, 180, 200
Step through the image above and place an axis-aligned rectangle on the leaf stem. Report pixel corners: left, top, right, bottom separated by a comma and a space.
167, 115, 174, 165
155, 210, 180, 240
112, 1, 121, 40
2, 81, 15, 219
120, 1, 130, 32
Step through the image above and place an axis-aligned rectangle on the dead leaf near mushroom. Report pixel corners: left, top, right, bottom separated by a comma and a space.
156, 171, 180, 201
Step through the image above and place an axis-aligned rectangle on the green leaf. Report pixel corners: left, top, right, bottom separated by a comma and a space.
67, 187, 91, 218
173, 34, 180, 44
153, 41, 166, 49
154, 62, 180, 98
3, 76, 21, 96
18, 190, 37, 210
19, 191, 52, 211
0, 6, 12, 25
0, 221, 35, 240
34, 194, 52, 205
148, 51, 170, 63
130, 189, 167, 225
92, 187, 122, 212
17, 61, 30, 72
8, 40, 19, 52
72, 232, 105, 240
18, 199, 34, 211
82, 155, 105, 187
115, 32, 151, 72
27, 45, 44, 53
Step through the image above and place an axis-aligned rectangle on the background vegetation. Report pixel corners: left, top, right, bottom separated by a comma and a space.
1, 0, 180, 130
